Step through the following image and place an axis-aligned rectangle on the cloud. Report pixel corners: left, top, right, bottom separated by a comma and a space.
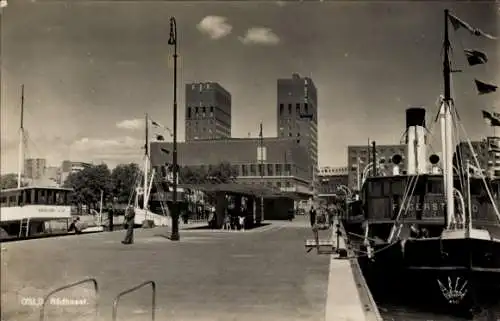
0, 0, 7, 8
276, 1, 286, 7
71, 136, 143, 152
116, 118, 143, 130
197, 16, 232, 40
239, 27, 280, 46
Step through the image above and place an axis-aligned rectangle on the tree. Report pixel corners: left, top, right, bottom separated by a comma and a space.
0, 173, 27, 189
64, 164, 112, 212
110, 163, 142, 204
179, 166, 207, 184
207, 161, 238, 183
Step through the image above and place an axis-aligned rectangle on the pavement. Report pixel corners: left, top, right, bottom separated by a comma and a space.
1, 217, 331, 321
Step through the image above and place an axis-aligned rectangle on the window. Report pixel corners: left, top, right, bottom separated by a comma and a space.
241, 164, 248, 176
304, 103, 309, 114
258, 164, 264, 176
250, 164, 256, 176
187, 107, 192, 119
277, 182, 282, 188
0, 196, 7, 206
288, 104, 292, 115
296, 103, 300, 116
285, 164, 291, 175
195, 107, 199, 114
267, 164, 274, 176
279, 104, 284, 115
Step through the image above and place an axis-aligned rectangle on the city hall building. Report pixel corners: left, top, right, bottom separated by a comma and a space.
149, 137, 314, 198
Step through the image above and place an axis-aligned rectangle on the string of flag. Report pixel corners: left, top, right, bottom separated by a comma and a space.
448, 12, 498, 128
149, 119, 173, 141
448, 13, 497, 94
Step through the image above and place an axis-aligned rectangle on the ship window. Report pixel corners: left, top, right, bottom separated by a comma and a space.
428, 179, 443, 194
368, 181, 383, 197
23, 190, 32, 205
391, 180, 404, 196
8, 195, 16, 205
383, 181, 391, 196
0, 196, 7, 206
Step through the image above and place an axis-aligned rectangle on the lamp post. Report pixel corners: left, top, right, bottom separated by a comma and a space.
168, 17, 180, 241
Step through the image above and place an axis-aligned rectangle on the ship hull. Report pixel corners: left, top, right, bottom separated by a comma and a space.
361, 234, 500, 316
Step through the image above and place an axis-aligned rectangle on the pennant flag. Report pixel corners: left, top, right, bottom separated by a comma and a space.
160, 148, 170, 154
475, 79, 497, 95
489, 139, 500, 152
151, 120, 161, 127
464, 49, 488, 66
482, 110, 500, 127
156, 134, 165, 141
449, 13, 497, 39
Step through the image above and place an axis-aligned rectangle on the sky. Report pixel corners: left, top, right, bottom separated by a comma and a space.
0, 0, 499, 174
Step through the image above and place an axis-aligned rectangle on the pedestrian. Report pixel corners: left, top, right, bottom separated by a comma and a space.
309, 206, 317, 227
68, 217, 83, 234
239, 215, 245, 231
223, 214, 231, 230
107, 204, 114, 232
122, 206, 135, 244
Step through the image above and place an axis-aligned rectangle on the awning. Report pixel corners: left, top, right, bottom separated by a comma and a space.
178, 183, 294, 199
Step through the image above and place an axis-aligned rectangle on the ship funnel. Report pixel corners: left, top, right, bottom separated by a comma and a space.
429, 154, 440, 174
392, 154, 402, 175
406, 108, 427, 174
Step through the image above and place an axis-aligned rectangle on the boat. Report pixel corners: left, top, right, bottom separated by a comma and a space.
343, 9, 500, 316
129, 114, 171, 227
0, 85, 75, 240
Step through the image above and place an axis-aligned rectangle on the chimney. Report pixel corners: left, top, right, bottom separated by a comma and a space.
406, 108, 427, 174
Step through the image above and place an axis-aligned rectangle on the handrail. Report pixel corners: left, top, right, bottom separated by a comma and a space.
112, 280, 156, 321
39, 278, 99, 321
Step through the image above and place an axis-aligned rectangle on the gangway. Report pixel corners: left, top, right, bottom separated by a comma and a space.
39, 278, 156, 321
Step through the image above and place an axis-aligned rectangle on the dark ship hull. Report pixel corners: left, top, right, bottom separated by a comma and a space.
356, 230, 500, 316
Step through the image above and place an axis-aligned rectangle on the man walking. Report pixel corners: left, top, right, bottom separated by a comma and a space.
122, 206, 135, 245
309, 206, 317, 228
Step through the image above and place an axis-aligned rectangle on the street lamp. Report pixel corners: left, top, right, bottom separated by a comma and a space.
168, 16, 180, 241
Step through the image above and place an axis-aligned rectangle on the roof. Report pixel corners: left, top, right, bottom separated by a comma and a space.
1, 186, 73, 193
178, 183, 294, 199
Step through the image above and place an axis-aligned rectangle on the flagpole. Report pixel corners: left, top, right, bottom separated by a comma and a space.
259, 121, 265, 222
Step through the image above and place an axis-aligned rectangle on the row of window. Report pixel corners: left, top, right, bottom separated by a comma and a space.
239, 163, 293, 177
278, 103, 312, 118
1, 189, 71, 207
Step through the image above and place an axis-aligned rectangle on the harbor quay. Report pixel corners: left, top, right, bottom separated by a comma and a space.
1, 217, 379, 321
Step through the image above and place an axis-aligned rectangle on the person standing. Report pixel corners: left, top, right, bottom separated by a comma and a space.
309, 206, 317, 227
122, 206, 135, 244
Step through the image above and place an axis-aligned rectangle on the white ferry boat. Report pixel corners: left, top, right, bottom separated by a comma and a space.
0, 186, 73, 239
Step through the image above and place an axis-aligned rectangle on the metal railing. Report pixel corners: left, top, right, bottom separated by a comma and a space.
112, 281, 156, 321
39, 278, 99, 321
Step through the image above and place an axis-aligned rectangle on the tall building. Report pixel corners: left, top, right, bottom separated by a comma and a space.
24, 158, 46, 180
185, 82, 232, 141
347, 144, 407, 190
59, 160, 92, 184
277, 73, 318, 193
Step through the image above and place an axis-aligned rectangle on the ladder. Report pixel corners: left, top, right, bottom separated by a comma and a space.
19, 218, 30, 238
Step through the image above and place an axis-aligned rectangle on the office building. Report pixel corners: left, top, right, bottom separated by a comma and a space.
347, 144, 407, 190
317, 166, 349, 203
277, 73, 318, 194
24, 158, 46, 180
59, 160, 92, 184
185, 82, 232, 141
454, 137, 500, 177
150, 137, 313, 197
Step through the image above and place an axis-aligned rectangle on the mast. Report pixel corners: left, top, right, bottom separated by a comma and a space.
17, 84, 25, 189
442, 9, 455, 229
143, 113, 149, 210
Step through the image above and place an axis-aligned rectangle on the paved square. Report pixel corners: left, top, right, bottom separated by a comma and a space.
2, 219, 330, 321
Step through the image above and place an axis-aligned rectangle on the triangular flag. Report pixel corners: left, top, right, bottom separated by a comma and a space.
482, 110, 500, 127
475, 79, 497, 95
464, 49, 488, 66
156, 134, 165, 141
151, 120, 161, 127
449, 13, 497, 39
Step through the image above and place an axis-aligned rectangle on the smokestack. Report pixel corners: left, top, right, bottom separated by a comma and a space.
406, 108, 427, 174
